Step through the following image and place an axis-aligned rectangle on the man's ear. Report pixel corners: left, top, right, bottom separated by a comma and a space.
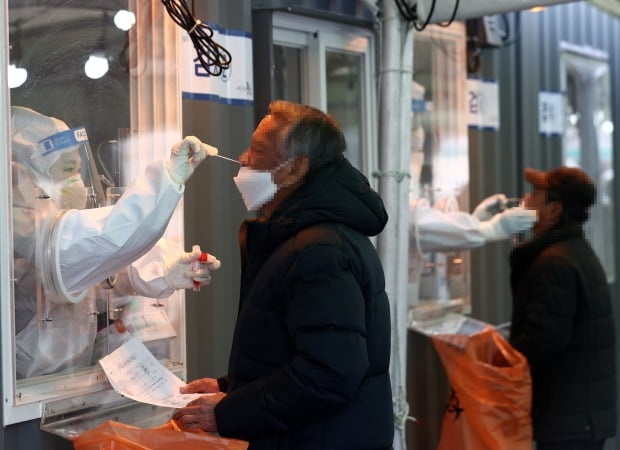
543, 201, 563, 225
277, 156, 310, 187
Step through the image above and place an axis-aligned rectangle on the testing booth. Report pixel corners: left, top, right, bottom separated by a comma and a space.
0, 0, 210, 444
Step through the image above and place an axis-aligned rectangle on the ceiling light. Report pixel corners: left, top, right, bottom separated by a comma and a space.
84, 54, 109, 79
8, 63, 27, 88
114, 10, 136, 31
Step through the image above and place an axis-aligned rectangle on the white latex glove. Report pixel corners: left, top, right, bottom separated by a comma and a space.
479, 207, 537, 242
164, 246, 221, 290
472, 193, 508, 221
165, 136, 217, 185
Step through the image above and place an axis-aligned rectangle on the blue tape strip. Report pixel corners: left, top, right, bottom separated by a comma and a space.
182, 91, 253, 106
206, 22, 252, 38
40, 127, 89, 156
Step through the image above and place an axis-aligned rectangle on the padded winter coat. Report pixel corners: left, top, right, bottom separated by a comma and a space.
509, 220, 616, 442
214, 158, 394, 449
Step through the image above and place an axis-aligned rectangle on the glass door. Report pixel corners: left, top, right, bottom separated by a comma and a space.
272, 12, 376, 178
561, 44, 615, 282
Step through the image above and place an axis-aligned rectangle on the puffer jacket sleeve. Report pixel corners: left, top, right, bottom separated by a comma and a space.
511, 254, 579, 373
215, 243, 369, 440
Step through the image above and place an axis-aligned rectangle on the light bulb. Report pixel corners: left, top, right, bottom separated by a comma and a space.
84, 54, 109, 79
602, 120, 614, 134
114, 10, 136, 31
8, 63, 28, 88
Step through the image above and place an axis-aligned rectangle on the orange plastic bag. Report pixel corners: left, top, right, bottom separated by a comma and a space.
72, 419, 248, 450
431, 327, 533, 450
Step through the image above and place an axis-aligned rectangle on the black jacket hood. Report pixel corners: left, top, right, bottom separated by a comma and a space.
274, 157, 388, 235
242, 158, 388, 260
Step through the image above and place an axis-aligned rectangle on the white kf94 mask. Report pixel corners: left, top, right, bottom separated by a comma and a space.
233, 160, 292, 212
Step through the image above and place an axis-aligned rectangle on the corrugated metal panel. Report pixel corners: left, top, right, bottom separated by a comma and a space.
183, 0, 254, 381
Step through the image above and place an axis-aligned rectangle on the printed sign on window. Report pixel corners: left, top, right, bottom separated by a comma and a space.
181, 25, 253, 105
467, 78, 499, 130
539, 91, 565, 135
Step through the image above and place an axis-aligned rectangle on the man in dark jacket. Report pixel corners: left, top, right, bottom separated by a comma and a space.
509, 166, 616, 450
173, 101, 394, 449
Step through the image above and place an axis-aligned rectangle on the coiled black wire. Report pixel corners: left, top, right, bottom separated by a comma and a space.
394, 0, 460, 31
161, 0, 232, 76
394, 0, 434, 31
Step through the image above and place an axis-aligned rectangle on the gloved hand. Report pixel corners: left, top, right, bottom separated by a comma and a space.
479, 207, 537, 242
472, 193, 508, 221
164, 246, 221, 290
165, 136, 217, 185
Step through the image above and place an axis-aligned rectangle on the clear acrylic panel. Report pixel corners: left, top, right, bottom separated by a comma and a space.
407, 23, 470, 324
7, 0, 185, 422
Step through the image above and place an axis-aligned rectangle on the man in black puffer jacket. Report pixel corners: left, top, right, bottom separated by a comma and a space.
509, 166, 616, 450
174, 101, 394, 449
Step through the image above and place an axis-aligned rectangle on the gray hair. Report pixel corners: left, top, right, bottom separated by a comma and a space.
267, 100, 346, 172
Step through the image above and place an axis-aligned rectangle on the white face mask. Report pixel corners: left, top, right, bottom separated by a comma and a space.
233, 166, 279, 212
58, 174, 88, 210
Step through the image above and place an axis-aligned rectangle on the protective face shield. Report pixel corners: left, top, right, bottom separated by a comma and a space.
233, 159, 292, 212
11, 106, 103, 210
36, 126, 100, 209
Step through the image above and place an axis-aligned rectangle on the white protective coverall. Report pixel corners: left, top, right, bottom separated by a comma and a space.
11, 106, 218, 378
410, 194, 536, 254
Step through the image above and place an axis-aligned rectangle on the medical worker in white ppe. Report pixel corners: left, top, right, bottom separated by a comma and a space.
411, 193, 537, 253
11, 106, 220, 378
407, 143, 537, 254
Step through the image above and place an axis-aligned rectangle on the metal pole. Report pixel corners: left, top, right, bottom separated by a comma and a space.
376, 1, 413, 448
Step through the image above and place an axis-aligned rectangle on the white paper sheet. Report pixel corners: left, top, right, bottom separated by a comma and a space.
99, 336, 205, 408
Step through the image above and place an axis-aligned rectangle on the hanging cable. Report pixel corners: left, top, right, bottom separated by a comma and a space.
161, 0, 232, 76
394, 0, 436, 31
394, 0, 416, 22
438, 0, 461, 27
394, 0, 461, 31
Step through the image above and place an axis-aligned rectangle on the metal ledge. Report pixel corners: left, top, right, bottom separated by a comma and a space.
40, 389, 174, 441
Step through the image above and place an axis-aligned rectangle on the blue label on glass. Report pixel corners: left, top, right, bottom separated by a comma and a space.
40, 127, 88, 156
412, 99, 427, 113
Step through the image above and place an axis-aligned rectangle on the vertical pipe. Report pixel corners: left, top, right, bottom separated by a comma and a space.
396, 21, 414, 450
377, 1, 412, 448
514, 11, 524, 194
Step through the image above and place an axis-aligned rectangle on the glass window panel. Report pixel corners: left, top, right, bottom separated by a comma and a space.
407, 23, 470, 321
6, 0, 183, 422
273, 44, 303, 103
326, 50, 363, 170
10, 1, 132, 386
